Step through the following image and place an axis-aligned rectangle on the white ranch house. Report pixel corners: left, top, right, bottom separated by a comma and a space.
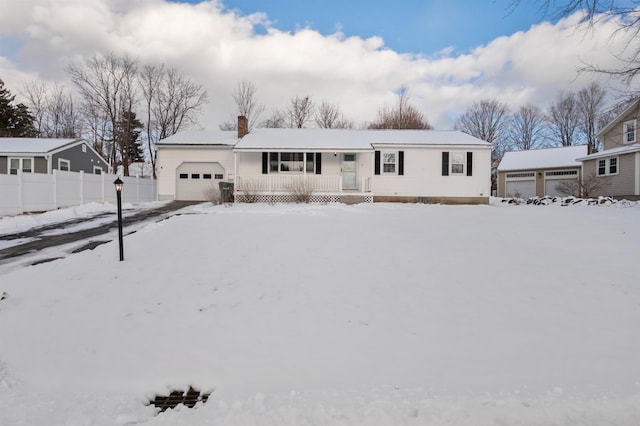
157, 117, 491, 204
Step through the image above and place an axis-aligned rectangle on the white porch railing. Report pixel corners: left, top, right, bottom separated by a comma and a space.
236, 175, 341, 193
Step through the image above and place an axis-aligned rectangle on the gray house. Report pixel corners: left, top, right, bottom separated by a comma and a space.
577, 98, 640, 200
0, 138, 110, 175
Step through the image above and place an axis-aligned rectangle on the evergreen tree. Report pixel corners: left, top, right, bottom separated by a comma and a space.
0, 78, 36, 137
115, 110, 144, 176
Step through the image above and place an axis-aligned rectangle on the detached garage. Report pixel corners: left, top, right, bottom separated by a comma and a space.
156, 130, 237, 201
497, 145, 587, 199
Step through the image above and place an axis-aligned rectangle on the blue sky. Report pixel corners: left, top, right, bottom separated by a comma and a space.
0, 0, 633, 129
176, 0, 547, 54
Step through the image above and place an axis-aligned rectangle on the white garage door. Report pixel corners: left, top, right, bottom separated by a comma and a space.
545, 179, 575, 197
505, 180, 535, 199
176, 162, 225, 201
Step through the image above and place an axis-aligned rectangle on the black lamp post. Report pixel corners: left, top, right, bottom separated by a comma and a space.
114, 177, 124, 261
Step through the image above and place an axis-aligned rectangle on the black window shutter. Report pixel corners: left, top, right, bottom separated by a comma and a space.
466, 152, 473, 176
442, 152, 449, 176
262, 152, 268, 174
374, 151, 381, 175
315, 152, 322, 174
398, 151, 404, 175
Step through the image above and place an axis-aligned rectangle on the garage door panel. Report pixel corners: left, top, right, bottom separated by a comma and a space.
545, 179, 575, 197
506, 180, 535, 198
176, 162, 225, 201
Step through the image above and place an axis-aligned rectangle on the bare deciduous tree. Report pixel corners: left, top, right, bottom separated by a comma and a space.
508, 104, 547, 150
455, 98, 510, 156
315, 100, 353, 129
233, 80, 264, 130
287, 95, 314, 128
260, 108, 287, 128
21, 81, 82, 138
67, 53, 138, 171
219, 80, 265, 131
139, 65, 208, 177
511, 1, 640, 88
369, 86, 432, 130
547, 91, 580, 147
577, 82, 607, 153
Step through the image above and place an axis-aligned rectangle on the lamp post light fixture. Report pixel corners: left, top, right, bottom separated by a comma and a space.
114, 177, 124, 261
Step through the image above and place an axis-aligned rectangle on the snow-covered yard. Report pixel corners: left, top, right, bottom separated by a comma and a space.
1, 200, 639, 425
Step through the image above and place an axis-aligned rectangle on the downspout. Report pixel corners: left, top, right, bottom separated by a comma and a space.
634, 151, 640, 196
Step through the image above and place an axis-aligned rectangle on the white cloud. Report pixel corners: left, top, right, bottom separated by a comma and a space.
0, 0, 637, 130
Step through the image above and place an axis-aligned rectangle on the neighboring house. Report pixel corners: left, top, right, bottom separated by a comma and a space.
157, 116, 492, 204
0, 138, 109, 175
576, 98, 640, 199
497, 145, 587, 198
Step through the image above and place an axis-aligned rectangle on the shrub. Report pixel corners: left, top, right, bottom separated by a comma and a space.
287, 177, 314, 203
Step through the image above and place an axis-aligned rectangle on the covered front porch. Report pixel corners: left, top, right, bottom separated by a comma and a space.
233, 150, 374, 203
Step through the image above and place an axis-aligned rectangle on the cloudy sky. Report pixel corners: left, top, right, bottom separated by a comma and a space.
0, 0, 637, 130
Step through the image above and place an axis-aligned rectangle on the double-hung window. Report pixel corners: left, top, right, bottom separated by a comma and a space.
58, 159, 70, 171
382, 152, 396, 173
597, 157, 618, 176
450, 152, 465, 174
623, 120, 636, 144
9, 158, 33, 174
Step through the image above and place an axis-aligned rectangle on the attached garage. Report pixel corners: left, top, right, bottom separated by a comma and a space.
504, 172, 536, 198
176, 162, 225, 201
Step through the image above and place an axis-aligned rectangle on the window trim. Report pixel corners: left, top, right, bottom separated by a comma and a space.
267, 152, 316, 174
8, 157, 34, 174
93, 166, 103, 175
623, 119, 636, 144
450, 151, 466, 175
58, 158, 70, 172
597, 156, 619, 176
381, 151, 397, 174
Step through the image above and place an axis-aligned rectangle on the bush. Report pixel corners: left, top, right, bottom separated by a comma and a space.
287, 177, 314, 203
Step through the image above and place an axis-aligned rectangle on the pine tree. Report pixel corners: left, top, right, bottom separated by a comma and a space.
116, 110, 144, 176
0, 78, 36, 137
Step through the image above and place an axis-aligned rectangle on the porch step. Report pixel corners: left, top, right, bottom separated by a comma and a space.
339, 195, 369, 205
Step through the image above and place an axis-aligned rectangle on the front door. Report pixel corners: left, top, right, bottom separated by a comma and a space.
342, 153, 357, 190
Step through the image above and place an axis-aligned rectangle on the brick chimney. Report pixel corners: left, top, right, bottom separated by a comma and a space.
238, 115, 248, 139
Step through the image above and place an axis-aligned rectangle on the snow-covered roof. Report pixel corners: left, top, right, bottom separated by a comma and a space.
498, 145, 587, 171
234, 129, 490, 151
0, 138, 80, 154
157, 130, 238, 146
576, 143, 640, 161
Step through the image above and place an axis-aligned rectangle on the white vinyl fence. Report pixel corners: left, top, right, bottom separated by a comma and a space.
0, 170, 157, 216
